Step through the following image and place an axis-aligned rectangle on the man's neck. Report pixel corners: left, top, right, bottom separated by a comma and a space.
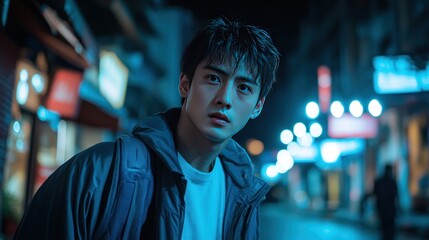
176, 109, 229, 172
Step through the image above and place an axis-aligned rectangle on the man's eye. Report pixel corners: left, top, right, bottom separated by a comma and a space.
238, 84, 252, 94
207, 75, 221, 83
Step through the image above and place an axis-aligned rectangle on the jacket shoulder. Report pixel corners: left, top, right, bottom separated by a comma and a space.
119, 135, 152, 170
13, 137, 154, 239
62, 136, 152, 176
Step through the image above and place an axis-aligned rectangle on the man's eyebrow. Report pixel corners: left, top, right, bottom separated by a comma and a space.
204, 65, 227, 76
204, 65, 258, 85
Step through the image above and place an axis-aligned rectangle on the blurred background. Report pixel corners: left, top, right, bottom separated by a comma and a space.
1, 0, 429, 239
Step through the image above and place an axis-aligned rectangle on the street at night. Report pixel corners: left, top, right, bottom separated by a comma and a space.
260, 202, 426, 240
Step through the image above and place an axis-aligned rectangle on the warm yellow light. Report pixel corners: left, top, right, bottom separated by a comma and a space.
246, 138, 264, 156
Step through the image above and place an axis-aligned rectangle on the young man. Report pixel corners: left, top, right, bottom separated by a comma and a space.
13, 17, 280, 239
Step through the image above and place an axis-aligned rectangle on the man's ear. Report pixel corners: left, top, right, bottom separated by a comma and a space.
250, 97, 265, 119
178, 73, 190, 98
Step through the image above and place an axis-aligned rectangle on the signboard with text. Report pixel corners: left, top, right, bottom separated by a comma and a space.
99, 50, 128, 109
373, 55, 429, 94
46, 69, 82, 118
317, 65, 331, 113
328, 113, 378, 138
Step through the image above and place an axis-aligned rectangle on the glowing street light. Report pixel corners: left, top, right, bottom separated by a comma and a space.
305, 101, 320, 119
309, 122, 323, 138
368, 99, 382, 117
280, 129, 294, 145
330, 101, 344, 118
349, 100, 363, 117
293, 122, 307, 138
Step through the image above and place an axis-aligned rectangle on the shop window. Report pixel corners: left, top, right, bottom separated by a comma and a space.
2, 114, 32, 235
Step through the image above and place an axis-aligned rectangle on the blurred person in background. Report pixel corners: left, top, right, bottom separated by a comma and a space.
13, 17, 280, 239
373, 163, 400, 240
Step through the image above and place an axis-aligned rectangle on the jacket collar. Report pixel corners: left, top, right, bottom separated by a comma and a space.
132, 108, 256, 188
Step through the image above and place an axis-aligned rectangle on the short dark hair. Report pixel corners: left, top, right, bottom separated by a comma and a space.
180, 17, 280, 99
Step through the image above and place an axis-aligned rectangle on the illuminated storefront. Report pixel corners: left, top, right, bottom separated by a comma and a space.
2, 58, 120, 237
2, 57, 47, 235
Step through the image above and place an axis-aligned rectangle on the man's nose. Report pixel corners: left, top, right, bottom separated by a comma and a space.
215, 83, 233, 109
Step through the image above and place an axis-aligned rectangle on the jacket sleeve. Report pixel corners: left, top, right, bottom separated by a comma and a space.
12, 136, 154, 240
12, 141, 118, 239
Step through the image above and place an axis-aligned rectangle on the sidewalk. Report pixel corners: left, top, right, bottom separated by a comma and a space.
330, 208, 429, 239
263, 200, 429, 239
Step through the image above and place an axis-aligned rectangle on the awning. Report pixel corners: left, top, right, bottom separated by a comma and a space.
74, 99, 119, 131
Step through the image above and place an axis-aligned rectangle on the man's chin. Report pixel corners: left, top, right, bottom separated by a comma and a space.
204, 131, 231, 144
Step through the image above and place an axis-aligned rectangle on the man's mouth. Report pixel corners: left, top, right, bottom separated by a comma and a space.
209, 112, 230, 123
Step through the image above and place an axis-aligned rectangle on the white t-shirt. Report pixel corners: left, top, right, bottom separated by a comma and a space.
178, 153, 226, 240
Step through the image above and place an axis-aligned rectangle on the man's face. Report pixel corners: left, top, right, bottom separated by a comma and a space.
179, 59, 265, 143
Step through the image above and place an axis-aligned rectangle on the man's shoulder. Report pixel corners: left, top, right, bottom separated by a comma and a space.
79, 141, 116, 156
77, 136, 147, 157
61, 136, 153, 181
119, 136, 153, 170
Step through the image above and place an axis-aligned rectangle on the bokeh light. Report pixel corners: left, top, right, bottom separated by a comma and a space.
305, 101, 320, 119
309, 122, 323, 138
330, 101, 344, 118
293, 122, 306, 138
349, 100, 363, 117
368, 99, 382, 117
280, 129, 294, 145
246, 138, 264, 156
